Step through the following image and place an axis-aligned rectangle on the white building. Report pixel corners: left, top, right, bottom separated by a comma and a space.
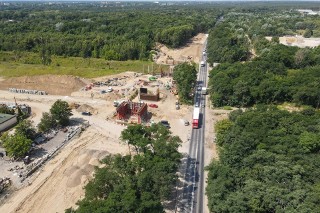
0, 114, 17, 132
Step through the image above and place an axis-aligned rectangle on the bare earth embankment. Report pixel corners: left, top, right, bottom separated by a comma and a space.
156, 33, 208, 64
0, 75, 86, 96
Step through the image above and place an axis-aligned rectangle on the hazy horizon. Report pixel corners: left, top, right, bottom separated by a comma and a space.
1, 0, 320, 2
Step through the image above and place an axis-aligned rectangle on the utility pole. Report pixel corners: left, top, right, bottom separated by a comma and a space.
152, 63, 154, 75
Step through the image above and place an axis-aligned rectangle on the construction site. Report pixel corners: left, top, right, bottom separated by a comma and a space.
265, 35, 320, 48
0, 33, 219, 213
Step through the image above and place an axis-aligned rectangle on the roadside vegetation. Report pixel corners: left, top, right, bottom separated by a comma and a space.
207, 106, 320, 212
66, 124, 182, 212
173, 62, 197, 104
207, 23, 250, 64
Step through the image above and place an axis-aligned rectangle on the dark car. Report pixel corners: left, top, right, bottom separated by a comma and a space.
160, 120, 170, 128
82, 111, 92, 116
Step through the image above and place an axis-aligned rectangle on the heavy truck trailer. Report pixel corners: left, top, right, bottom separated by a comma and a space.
192, 107, 200, 129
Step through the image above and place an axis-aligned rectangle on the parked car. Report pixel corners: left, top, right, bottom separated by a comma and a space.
82, 111, 92, 116
160, 120, 170, 128
149, 103, 158, 108
195, 102, 199, 107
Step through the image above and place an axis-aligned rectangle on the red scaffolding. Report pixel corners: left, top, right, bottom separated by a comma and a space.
116, 101, 148, 124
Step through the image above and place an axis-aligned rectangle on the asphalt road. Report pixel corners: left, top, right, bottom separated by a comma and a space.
176, 43, 208, 213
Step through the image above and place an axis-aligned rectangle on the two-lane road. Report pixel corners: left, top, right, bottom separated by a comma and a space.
177, 43, 208, 213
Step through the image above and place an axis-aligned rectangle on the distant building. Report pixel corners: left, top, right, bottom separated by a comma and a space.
139, 87, 160, 102
0, 113, 17, 132
297, 9, 319, 16
0, 103, 31, 116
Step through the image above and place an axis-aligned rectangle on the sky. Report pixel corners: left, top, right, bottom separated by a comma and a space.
2, 0, 320, 1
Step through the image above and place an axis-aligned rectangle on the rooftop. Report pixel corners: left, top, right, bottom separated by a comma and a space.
0, 113, 16, 124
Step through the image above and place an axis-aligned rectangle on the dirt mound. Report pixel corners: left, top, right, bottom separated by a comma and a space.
77, 104, 96, 114
65, 149, 108, 188
0, 75, 86, 96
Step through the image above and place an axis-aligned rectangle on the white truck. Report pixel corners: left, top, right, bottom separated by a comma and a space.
201, 87, 207, 95
113, 100, 126, 107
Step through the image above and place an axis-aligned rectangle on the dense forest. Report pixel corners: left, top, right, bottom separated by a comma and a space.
0, 2, 221, 61
207, 107, 320, 212
206, 4, 320, 213
209, 54, 320, 108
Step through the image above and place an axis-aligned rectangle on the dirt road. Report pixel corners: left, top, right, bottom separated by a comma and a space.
156, 33, 208, 65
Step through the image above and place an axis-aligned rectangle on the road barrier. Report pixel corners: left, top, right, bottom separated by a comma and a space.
9, 88, 47, 95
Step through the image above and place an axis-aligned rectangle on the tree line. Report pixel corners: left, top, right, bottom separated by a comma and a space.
173, 62, 197, 104
207, 106, 320, 212
0, 4, 221, 62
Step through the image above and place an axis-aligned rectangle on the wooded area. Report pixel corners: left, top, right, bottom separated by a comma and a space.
173, 62, 197, 104
0, 3, 221, 62
207, 107, 320, 212
207, 6, 320, 108
206, 3, 320, 213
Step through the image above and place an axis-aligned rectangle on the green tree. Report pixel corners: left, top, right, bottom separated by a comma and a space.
50, 100, 73, 126
38, 112, 56, 132
271, 36, 279, 43
15, 120, 36, 140
0, 105, 14, 115
3, 133, 33, 158
304, 28, 313, 38
173, 62, 197, 104
299, 131, 320, 153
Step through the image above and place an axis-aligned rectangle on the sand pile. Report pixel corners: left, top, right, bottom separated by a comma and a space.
65, 149, 108, 188
0, 75, 86, 96
77, 104, 96, 114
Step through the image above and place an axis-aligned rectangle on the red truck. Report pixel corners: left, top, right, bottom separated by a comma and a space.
192, 107, 200, 129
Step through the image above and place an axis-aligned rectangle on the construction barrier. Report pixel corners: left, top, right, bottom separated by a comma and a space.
9, 88, 47, 95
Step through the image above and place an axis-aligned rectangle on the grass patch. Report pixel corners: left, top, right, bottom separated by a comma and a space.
277, 102, 314, 112
221, 106, 233, 110
0, 51, 169, 78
